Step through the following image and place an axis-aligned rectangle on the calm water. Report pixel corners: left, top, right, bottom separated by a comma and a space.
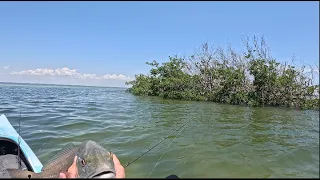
0, 83, 319, 178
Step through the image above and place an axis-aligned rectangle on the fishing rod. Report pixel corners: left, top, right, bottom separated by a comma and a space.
124, 119, 190, 168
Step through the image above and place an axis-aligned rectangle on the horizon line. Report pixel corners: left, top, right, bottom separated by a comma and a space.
0, 81, 129, 89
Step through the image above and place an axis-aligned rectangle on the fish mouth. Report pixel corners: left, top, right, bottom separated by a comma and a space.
93, 164, 115, 178
92, 171, 115, 178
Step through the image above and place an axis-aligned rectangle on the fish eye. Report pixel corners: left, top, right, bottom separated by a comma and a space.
81, 159, 86, 166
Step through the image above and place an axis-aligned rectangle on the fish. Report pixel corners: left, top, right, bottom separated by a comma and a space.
76, 140, 115, 178
6, 143, 79, 178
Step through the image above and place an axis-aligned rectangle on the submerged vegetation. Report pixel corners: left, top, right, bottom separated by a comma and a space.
126, 36, 319, 110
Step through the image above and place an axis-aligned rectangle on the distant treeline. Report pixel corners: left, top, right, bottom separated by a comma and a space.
126, 36, 319, 110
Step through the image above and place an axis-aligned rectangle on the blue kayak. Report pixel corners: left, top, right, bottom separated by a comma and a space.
0, 114, 43, 175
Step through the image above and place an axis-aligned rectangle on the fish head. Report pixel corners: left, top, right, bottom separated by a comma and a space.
76, 140, 115, 178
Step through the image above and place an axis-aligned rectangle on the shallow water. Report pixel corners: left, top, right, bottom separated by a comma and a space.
0, 82, 319, 178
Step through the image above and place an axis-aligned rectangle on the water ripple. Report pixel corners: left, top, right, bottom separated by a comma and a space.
0, 83, 318, 178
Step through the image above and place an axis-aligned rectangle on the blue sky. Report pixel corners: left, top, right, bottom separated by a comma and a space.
0, 2, 318, 87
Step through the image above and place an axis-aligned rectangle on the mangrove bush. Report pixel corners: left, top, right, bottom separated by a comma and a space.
126, 36, 319, 110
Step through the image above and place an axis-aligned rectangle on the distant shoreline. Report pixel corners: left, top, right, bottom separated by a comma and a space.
0, 81, 128, 89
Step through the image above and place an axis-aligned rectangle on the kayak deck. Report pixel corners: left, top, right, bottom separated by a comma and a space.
0, 114, 43, 174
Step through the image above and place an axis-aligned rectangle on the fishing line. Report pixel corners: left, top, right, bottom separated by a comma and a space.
147, 123, 187, 178
36, 141, 47, 155
124, 119, 190, 168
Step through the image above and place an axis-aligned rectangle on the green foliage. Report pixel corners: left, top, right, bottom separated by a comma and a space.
126, 36, 319, 110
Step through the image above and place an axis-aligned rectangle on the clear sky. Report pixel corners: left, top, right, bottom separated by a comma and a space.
0, 2, 319, 87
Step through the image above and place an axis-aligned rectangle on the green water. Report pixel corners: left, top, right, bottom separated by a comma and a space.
0, 83, 319, 178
